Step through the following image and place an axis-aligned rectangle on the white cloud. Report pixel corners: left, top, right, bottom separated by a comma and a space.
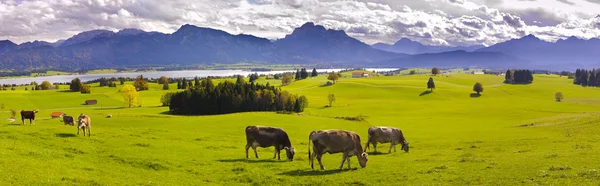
0, 0, 598, 47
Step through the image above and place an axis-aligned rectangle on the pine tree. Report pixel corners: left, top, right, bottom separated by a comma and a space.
182, 78, 188, 89
427, 77, 435, 91
236, 75, 245, 84
295, 70, 301, 80
194, 76, 200, 87
311, 68, 318, 77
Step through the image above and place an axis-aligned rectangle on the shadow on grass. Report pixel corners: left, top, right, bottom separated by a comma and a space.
278, 168, 356, 176
7, 123, 21, 126
318, 84, 333, 87
55, 133, 77, 138
470, 93, 482, 98
93, 107, 126, 110
217, 158, 287, 163
419, 90, 432, 96
56, 90, 76, 93
364, 151, 389, 156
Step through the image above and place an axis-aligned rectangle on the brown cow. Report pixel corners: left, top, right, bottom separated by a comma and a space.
77, 114, 91, 137
365, 126, 409, 153
245, 126, 296, 161
20, 110, 38, 125
308, 130, 368, 170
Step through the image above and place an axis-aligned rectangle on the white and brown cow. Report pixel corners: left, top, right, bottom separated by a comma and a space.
308, 130, 368, 170
365, 126, 409, 153
77, 114, 91, 137
245, 126, 296, 161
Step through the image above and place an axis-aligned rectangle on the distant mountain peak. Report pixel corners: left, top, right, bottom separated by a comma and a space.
59, 29, 114, 47
521, 34, 540, 40
117, 28, 146, 36
595, 14, 600, 18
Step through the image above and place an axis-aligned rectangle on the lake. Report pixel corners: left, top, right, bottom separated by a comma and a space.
0, 68, 399, 85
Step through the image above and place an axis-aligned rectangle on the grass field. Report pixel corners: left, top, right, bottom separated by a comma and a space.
1, 73, 599, 185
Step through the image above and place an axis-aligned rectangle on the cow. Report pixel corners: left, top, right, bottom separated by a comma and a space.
61, 115, 75, 126
77, 114, 91, 137
245, 126, 296, 161
20, 110, 38, 125
365, 126, 409, 153
308, 130, 368, 170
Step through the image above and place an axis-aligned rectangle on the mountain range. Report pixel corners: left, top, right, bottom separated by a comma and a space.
0, 22, 599, 71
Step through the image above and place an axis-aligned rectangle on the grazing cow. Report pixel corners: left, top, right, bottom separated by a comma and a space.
61, 115, 75, 126
308, 130, 368, 170
245, 126, 296, 161
365, 126, 409, 153
20, 110, 38, 125
77, 114, 91, 137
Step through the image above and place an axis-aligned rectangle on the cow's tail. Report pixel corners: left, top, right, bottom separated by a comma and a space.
365, 129, 371, 150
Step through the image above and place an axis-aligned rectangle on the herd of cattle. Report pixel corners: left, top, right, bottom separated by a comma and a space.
20, 110, 92, 137
17, 110, 408, 170
246, 125, 409, 170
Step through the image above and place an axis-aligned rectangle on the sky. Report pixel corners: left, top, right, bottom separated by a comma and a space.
0, 0, 599, 46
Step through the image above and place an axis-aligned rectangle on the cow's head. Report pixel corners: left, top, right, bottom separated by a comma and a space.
33, 109, 38, 113
402, 141, 410, 153
284, 147, 296, 161
358, 152, 368, 168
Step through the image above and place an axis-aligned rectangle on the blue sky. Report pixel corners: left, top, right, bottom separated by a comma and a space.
0, 0, 599, 46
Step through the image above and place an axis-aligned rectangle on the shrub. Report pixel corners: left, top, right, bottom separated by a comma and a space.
327, 72, 339, 84
473, 82, 483, 95
80, 84, 91, 94
161, 92, 175, 106
432, 67, 441, 75
555, 92, 564, 102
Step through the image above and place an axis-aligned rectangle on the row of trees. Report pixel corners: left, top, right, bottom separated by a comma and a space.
505, 70, 534, 84
573, 69, 600, 86
168, 79, 308, 115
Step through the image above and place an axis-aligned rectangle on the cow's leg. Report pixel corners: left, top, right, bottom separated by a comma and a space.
273, 147, 278, 159
394, 144, 397, 152
245, 144, 250, 159
252, 146, 259, 158
347, 155, 351, 169
277, 148, 281, 160
388, 143, 394, 153
87, 127, 91, 137
339, 152, 348, 170
310, 150, 316, 169
373, 143, 377, 153
77, 127, 80, 135
317, 154, 325, 170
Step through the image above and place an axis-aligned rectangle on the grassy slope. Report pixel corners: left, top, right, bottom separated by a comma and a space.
0, 74, 599, 185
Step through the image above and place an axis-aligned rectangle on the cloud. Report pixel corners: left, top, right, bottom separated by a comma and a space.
557, 0, 576, 5
0, 0, 598, 47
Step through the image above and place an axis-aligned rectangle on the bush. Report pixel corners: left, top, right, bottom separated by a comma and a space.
473, 82, 483, 95
161, 92, 175, 106
555, 92, 564, 102
432, 67, 441, 75
40, 81, 52, 90
80, 84, 91, 94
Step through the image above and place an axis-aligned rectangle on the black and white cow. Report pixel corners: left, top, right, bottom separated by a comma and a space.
245, 126, 296, 161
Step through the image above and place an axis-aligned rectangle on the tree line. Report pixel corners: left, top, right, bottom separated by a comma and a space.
573, 69, 600, 86
169, 79, 308, 115
504, 70, 534, 84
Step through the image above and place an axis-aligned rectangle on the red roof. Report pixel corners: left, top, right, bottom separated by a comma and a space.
352, 72, 364, 75
50, 112, 64, 117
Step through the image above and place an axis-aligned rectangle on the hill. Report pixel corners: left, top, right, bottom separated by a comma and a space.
378, 50, 528, 68
372, 38, 484, 54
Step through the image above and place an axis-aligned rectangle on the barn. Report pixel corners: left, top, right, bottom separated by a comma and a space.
50, 112, 65, 119
85, 100, 98, 105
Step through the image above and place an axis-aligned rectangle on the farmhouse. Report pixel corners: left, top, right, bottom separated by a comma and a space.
352, 72, 370, 78
85, 100, 97, 105
50, 112, 65, 119
472, 71, 485, 75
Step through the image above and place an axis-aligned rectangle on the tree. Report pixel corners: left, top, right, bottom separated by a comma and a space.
473, 82, 484, 95
295, 69, 301, 80
328, 93, 336, 107
54, 85, 60, 90
80, 84, 91, 94
409, 70, 416, 75
236, 75, 245, 84
249, 73, 259, 82
555, 92, 564, 102
181, 78, 188, 89
134, 75, 149, 91
432, 67, 441, 75
177, 81, 182, 89
295, 96, 309, 112
194, 76, 200, 87
427, 77, 435, 91
201, 78, 215, 91
328, 72, 340, 84
121, 85, 138, 108
10, 109, 16, 119
311, 68, 318, 77
505, 70, 513, 82
70, 78, 81, 91
281, 73, 293, 86
163, 83, 169, 90
300, 68, 309, 79
161, 92, 175, 106
158, 76, 169, 84
119, 78, 125, 85
40, 81, 52, 90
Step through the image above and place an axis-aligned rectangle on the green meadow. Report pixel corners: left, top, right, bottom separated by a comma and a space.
1, 72, 599, 185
